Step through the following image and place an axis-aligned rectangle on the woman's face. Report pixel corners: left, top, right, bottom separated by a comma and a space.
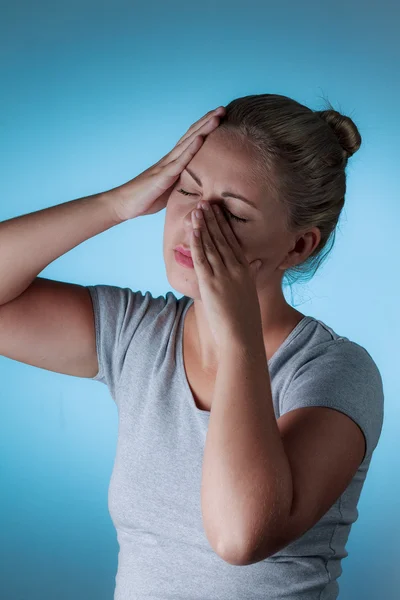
163, 129, 296, 297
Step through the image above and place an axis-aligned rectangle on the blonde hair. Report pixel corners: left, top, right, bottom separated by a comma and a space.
217, 93, 362, 289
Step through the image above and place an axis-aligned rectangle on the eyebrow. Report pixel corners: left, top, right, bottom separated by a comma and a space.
184, 168, 259, 211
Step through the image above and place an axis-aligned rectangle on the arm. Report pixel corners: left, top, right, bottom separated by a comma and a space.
200, 334, 293, 564
200, 334, 367, 567
0, 187, 125, 306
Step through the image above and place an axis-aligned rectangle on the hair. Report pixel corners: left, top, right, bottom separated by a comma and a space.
216, 93, 362, 292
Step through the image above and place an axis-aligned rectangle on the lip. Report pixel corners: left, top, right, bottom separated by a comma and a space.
174, 245, 192, 258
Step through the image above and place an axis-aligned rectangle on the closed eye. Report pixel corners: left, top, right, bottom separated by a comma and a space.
176, 189, 248, 223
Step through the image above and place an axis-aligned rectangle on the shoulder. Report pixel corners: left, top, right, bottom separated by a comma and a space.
281, 336, 384, 462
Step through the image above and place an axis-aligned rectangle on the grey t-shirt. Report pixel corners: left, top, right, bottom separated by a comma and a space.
86, 284, 384, 600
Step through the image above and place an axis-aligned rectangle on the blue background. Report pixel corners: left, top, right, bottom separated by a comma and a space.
0, 1, 398, 598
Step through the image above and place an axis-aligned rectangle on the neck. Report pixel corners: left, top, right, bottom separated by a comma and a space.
186, 296, 305, 373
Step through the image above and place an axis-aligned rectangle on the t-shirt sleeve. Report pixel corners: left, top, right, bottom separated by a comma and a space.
86, 284, 166, 402
280, 340, 384, 464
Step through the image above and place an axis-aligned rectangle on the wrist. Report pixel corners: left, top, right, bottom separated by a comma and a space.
220, 328, 266, 361
98, 185, 133, 224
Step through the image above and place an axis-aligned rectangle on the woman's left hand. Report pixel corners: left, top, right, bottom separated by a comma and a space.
189, 202, 263, 354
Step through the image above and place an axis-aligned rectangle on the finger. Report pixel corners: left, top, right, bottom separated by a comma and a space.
162, 108, 225, 175
191, 206, 228, 276
164, 113, 221, 166
154, 117, 212, 171
154, 107, 225, 169
161, 136, 205, 182
190, 212, 213, 277
176, 106, 225, 146
160, 106, 225, 168
197, 204, 237, 272
209, 204, 246, 265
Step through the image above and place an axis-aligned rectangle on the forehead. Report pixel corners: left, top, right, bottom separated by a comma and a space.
188, 128, 265, 191
186, 128, 285, 223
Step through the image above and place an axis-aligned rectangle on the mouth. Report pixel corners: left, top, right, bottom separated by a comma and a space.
174, 245, 194, 269
174, 245, 192, 258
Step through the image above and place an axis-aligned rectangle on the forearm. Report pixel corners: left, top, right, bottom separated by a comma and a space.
0, 186, 126, 305
201, 332, 293, 562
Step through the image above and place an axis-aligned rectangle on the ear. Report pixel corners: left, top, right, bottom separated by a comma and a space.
279, 228, 321, 270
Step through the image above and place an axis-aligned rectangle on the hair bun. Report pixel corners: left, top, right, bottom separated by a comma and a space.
317, 109, 362, 159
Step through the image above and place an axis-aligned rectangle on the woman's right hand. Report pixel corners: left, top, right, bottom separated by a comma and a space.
111, 106, 226, 222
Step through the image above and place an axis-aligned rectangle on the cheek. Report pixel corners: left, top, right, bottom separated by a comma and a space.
166, 192, 175, 210
166, 203, 183, 225
267, 230, 293, 267
250, 227, 286, 261
164, 202, 187, 237
167, 193, 186, 214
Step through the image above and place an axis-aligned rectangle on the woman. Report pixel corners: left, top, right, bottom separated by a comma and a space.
0, 95, 384, 599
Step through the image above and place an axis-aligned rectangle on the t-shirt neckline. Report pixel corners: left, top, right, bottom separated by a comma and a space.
178, 297, 313, 415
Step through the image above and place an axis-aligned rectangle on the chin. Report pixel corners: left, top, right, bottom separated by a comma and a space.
165, 258, 200, 298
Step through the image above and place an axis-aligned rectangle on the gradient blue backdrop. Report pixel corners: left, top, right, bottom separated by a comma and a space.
0, 1, 398, 598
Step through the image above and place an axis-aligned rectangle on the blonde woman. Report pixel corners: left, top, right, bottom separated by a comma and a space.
0, 96, 384, 600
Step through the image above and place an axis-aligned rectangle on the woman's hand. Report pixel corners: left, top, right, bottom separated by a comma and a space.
111, 106, 226, 222
189, 202, 263, 354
